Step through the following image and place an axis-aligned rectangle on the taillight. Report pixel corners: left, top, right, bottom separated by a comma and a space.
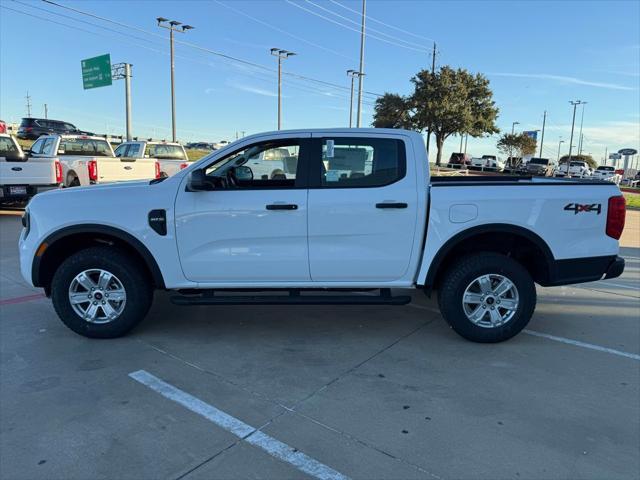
88, 160, 98, 181
25, 127, 33, 132
155, 161, 161, 179
54, 160, 62, 184
606, 195, 626, 240
179, 163, 188, 170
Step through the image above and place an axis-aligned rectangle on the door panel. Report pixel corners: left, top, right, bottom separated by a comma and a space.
308, 136, 418, 282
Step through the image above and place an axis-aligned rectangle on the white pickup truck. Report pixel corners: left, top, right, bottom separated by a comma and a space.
30, 135, 159, 187
18, 129, 626, 343
114, 140, 189, 178
592, 165, 622, 184
0, 134, 62, 201
554, 160, 591, 178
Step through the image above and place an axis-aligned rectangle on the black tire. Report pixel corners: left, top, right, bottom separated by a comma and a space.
51, 246, 153, 338
437, 253, 536, 343
66, 173, 80, 187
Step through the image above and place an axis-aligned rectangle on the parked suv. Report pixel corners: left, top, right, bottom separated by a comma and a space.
17, 118, 92, 140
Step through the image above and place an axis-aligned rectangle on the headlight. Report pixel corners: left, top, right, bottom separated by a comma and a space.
21, 209, 30, 238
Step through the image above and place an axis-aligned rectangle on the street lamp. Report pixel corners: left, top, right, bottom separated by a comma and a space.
511, 121, 520, 134
157, 17, 194, 142
347, 70, 364, 128
577, 102, 588, 155
557, 138, 564, 163
567, 100, 583, 175
271, 48, 296, 130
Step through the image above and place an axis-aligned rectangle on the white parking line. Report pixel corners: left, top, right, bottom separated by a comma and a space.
592, 281, 640, 291
129, 370, 349, 480
523, 330, 640, 361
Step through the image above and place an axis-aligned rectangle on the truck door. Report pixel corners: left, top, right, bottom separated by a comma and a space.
307, 135, 418, 282
175, 135, 312, 283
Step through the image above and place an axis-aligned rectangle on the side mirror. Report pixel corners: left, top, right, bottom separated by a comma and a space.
235, 165, 253, 181
187, 169, 212, 191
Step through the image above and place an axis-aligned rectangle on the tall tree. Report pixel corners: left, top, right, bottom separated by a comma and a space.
372, 93, 412, 129
371, 66, 499, 165
497, 133, 537, 167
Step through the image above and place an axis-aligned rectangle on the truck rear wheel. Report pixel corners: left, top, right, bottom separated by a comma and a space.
437, 253, 536, 343
51, 247, 153, 338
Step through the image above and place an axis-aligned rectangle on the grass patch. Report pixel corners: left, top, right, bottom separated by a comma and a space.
186, 149, 210, 161
624, 193, 640, 209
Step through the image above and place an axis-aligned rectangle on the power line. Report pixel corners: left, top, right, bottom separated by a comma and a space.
328, 0, 435, 42
285, 0, 430, 53
38, 0, 383, 98
212, 0, 355, 62
302, 0, 429, 51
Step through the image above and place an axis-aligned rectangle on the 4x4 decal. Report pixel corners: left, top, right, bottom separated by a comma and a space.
564, 203, 602, 215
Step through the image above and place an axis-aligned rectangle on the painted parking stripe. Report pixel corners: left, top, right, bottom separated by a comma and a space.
129, 370, 349, 480
0, 293, 45, 306
591, 281, 640, 291
523, 330, 640, 361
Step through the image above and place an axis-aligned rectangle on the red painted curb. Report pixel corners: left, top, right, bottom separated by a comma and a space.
0, 293, 46, 306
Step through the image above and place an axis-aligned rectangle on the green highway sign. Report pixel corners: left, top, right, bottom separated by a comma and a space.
81, 54, 112, 90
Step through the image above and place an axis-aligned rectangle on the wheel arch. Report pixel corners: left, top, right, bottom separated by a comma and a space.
423, 223, 555, 291
33, 224, 165, 295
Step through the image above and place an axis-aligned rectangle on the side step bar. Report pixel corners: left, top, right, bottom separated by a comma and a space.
170, 289, 411, 306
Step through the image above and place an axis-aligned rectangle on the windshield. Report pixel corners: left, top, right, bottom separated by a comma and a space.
59, 138, 113, 156
146, 144, 186, 160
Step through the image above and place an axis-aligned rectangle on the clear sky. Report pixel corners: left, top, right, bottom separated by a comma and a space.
1, 0, 639, 162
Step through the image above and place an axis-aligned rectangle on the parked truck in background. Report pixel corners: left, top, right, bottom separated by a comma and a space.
19, 129, 626, 344
592, 166, 622, 184
0, 134, 62, 201
28, 135, 159, 187
115, 140, 189, 178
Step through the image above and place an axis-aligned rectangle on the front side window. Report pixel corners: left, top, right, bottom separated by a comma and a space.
204, 140, 302, 188
320, 137, 405, 187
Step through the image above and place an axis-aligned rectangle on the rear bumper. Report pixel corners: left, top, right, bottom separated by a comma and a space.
544, 255, 625, 286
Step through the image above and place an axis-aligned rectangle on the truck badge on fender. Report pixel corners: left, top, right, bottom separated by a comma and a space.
564, 203, 602, 215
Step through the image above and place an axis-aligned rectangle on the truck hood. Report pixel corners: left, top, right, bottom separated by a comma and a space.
30, 179, 153, 202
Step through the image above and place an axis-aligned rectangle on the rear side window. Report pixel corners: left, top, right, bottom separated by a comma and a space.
319, 137, 405, 188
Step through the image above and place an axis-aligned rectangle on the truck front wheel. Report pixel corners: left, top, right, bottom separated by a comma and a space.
437, 253, 536, 343
51, 247, 153, 338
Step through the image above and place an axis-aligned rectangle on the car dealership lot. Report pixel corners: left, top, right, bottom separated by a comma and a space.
1, 213, 638, 480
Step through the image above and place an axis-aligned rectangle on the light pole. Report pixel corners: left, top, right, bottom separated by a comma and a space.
347, 70, 363, 128
111, 63, 133, 141
539, 110, 546, 158
356, 0, 366, 127
577, 102, 587, 155
511, 121, 520, 134
557, 138, 564, 163
271, 48, 296, 130
567, 100, 583, 175
157, 17, 194, 142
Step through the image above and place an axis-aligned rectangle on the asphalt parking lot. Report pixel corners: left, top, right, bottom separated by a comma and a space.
1, 211, 638, 480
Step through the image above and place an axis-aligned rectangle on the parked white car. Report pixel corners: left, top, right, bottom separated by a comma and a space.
470, 155, 505, 171
554, 161, 591, 178
0, 134, 62, 200
592, 166, 622, 184
19, 128, 626, 344
115, 141, 189, 178
28, 135, 159, 187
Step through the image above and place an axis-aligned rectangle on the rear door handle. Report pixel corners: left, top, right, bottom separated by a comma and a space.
376, 202, 408, 209
266, 204, 298, 210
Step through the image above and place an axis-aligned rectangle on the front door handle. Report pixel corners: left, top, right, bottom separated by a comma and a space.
376, 202, 408, 209
266, 204, 298, 210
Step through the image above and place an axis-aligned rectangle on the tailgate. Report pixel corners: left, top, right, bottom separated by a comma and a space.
97, 158, 156, 182
0, 158, 56, 185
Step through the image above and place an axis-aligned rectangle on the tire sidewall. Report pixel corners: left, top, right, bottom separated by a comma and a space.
439, 254, 536, 343
51, 247, 152, 338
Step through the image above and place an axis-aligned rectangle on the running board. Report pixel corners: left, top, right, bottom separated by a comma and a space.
170, 289, 411, 306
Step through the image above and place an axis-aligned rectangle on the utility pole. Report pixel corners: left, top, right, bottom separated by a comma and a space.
577, 102, 587, 155
557, 138, 564, 162
44, 104, 48, 119
112, 63, 133, 141
270, 48, 296, 130
356, 0, 366, 127
511, 121, 519, 134
157, 17, 194, 142
604, 147, 608, 166
25, 91, 32, 117
347, 70, 363, 128
567, 100, 583, 175
425, 41, 437, 154
539, 110, 546, 158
